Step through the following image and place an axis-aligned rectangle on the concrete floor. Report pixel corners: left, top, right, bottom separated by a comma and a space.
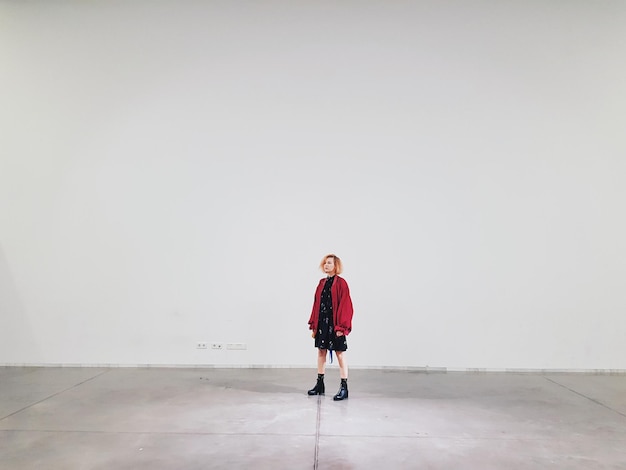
1, 367, 625, 469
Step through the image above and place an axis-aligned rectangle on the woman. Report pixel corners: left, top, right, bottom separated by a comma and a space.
307, 254, 354, 400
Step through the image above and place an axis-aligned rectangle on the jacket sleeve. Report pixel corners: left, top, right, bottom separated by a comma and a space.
308, 298, 316, 330
308, 280, 322, 330
335, 278, 354, 335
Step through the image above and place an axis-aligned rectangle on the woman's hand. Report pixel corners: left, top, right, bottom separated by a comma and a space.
336, 331, 344, 337
311, 331, 316, 338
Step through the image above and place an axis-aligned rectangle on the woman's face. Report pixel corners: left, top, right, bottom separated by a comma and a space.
323, 257, 336, 275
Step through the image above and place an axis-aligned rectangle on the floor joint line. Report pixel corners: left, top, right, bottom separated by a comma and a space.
0, 369, 111, 422
314, 394, 322, 470
544, 377, 626, 419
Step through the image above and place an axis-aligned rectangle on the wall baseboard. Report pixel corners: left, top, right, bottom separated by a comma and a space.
1, 363, 625, 375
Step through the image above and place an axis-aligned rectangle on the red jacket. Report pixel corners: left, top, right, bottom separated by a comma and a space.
308, 276, 354, 336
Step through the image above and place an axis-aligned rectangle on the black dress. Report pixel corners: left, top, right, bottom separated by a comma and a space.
314, 276, 347, 352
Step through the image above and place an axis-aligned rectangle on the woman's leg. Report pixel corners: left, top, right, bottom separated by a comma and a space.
308, 349, 327, 395
335, 351, 348, 379
333, 351, 349, 400
317, 348, 327, 374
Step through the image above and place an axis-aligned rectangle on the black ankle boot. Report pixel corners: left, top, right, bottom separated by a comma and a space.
307, 374, 325, 395
333, 378, 348, 401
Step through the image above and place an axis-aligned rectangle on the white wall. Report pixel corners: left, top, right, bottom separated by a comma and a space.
1, 0, 625, 370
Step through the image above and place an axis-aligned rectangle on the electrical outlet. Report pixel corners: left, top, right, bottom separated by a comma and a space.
226, 343, 247, 350
211, 343, 224, 350
196, 342, 207, 349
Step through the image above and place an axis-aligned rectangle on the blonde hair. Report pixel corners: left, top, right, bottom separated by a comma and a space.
319, 254, 343, 275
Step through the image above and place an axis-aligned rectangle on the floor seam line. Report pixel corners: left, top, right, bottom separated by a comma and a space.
0, 369, 112, 422
0, 429, 316, 437
314, 394, 321, 470
314, 434, 626, 441
1, 429, 624, 442
543, 376, 626, 419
